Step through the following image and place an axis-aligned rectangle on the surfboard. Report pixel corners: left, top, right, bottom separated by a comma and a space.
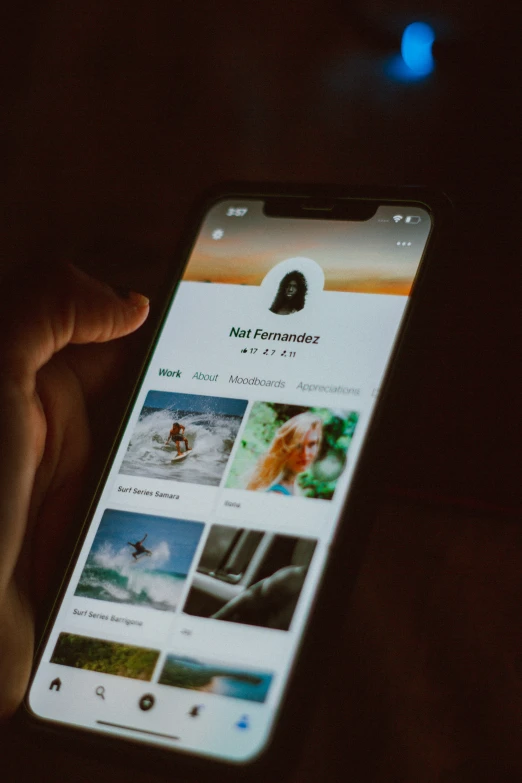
171, 450, 192, 463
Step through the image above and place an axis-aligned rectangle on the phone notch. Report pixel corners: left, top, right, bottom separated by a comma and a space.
263, 197, 377, 221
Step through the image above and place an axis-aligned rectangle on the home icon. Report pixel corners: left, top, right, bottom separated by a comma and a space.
49, 678, 62, 692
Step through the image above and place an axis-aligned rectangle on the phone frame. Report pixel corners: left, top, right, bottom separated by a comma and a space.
21, 183, 452, 779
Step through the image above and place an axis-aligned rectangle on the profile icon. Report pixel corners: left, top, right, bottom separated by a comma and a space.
269, 270, 308, 315
261, 256, 324, 316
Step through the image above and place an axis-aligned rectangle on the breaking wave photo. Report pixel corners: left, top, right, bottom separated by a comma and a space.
74, 509, 204, 612
119, 391, 248, 487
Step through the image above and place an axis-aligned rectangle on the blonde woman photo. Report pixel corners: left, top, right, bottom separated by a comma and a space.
246, 412, 323, 496
227, 403, 358, 500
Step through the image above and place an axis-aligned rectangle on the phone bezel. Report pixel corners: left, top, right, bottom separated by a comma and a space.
21, 183, 452, 779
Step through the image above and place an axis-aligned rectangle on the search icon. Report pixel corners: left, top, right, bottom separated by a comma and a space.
95, 686, 105, 700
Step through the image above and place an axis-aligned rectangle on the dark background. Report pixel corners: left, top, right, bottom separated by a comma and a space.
1, 2, 520, 781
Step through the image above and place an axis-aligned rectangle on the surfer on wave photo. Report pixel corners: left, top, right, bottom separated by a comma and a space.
75, 509, 204, 613
127, 533, 152, 560
120, 391, 248, 487
165, 421, 191, 457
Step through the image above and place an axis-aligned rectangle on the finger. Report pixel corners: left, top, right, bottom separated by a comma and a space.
0, 262, 149, 389
63, 320, 151, 403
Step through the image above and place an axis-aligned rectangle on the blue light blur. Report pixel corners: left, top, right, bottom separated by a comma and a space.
402, 22, 435, 76
386, 22, 435, 83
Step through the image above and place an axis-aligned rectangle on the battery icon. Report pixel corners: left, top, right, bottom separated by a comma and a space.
405, 215, 421, 224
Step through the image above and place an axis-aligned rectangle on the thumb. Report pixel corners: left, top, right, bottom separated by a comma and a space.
0, 262, 149, 388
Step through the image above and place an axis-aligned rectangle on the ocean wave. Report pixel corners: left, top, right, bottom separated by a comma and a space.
97, 579, 131, 602
119, 409, 240, 486
93, 541, 170, 571
75, 541, 184, 611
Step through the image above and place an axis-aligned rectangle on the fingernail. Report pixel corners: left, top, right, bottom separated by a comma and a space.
114, 287, 149, 307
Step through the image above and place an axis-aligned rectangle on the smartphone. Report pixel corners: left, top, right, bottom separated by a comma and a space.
26, 185, 444, 773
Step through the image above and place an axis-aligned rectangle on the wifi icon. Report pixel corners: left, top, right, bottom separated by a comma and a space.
393, 215, 403, 223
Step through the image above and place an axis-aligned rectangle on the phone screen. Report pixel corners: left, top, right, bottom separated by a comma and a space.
28, 198, 432, 763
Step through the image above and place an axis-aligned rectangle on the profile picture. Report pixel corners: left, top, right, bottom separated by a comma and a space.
261, 256, 324, 316
226, 402, 359, 500
183, 524, 317, 631
269, 270, 307, 314
120, 390, 248, 486
74, 508, 204, 612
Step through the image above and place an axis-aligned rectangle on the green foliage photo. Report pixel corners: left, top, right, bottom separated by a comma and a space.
226, 402, 358, 500
51, 633, 159, 680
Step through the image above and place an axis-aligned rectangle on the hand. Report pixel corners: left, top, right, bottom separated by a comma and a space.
0, 262, 149, 719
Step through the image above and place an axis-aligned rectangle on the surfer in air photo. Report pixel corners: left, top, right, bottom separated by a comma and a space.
127, 533, 152, 560
165, 421, 191, 456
